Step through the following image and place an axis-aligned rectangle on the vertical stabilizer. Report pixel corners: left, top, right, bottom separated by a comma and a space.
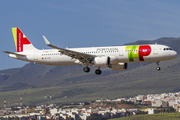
12, 27, 38, 52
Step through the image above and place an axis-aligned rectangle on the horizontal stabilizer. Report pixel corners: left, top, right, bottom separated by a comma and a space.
3, 51, 25, 56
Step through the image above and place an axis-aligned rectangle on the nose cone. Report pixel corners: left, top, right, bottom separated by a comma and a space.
171, 50, 178, 59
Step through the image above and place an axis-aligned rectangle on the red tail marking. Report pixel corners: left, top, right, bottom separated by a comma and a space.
17, 28, 31, 52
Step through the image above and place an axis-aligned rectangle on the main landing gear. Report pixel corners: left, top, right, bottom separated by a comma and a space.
83, 67, 90, 73
156, 61, 161, 71
95, 67, 102, 75
83, 67, 102, 75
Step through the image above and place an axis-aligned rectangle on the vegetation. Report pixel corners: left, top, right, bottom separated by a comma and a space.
112, 113, 180, 120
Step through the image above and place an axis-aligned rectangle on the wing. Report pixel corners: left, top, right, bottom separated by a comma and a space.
43, 35, 95, 64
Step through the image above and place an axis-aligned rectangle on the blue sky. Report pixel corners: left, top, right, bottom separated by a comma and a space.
1, 0, 180, 70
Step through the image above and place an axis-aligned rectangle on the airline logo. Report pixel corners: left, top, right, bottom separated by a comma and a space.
125, 45, 151, 62
96, 48, 119, 52
12, 28, 31, 52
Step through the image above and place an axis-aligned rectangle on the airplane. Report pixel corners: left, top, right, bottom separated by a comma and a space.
3, 27, 178, 75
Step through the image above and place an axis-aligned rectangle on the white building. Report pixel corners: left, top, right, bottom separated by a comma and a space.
169, 100, 177, 107
136, 95, 144, 101
50, 108, 58, 116
152, 99, 168, 107
148, 108, 158, 114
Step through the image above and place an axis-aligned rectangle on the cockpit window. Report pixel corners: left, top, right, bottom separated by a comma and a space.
164, 48, 172, 50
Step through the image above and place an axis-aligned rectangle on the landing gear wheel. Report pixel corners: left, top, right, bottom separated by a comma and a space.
156, 67, 161, 71
95, 69, 102, 75
156, 61, 161, 71
83, 67, 90, 72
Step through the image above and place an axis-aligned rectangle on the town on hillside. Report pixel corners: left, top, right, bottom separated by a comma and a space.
1, 91, 180, 120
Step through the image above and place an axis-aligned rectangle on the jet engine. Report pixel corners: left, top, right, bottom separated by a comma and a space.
111, 63, 128, 71
93, 56, 110, 67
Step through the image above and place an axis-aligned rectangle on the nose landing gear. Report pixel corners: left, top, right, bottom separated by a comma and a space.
156, 67, 161, 71
156, 61, 161, 71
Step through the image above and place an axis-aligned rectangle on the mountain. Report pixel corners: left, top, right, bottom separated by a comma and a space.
0, 37, 179, 107
125, 37, 180, 54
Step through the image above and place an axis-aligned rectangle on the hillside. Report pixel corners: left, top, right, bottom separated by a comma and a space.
0, 37, 179, 107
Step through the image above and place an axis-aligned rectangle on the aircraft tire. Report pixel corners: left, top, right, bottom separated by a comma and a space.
95, 69, 102, 75
83, 67, 90, 72
156, 67, 161, 71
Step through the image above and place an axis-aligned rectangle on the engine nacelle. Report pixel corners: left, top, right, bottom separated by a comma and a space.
93, 56, 110, 67
111, 63, 128, 71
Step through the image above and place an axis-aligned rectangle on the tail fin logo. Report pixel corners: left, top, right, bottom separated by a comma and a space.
12, 28, 31, 52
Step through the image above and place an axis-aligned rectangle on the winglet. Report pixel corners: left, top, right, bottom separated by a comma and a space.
43, 35, 51, 45
42, 35, 61, 50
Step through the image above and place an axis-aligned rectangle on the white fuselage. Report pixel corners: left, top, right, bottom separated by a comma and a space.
6, 27, 177, 74
9, 44, 177, 66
